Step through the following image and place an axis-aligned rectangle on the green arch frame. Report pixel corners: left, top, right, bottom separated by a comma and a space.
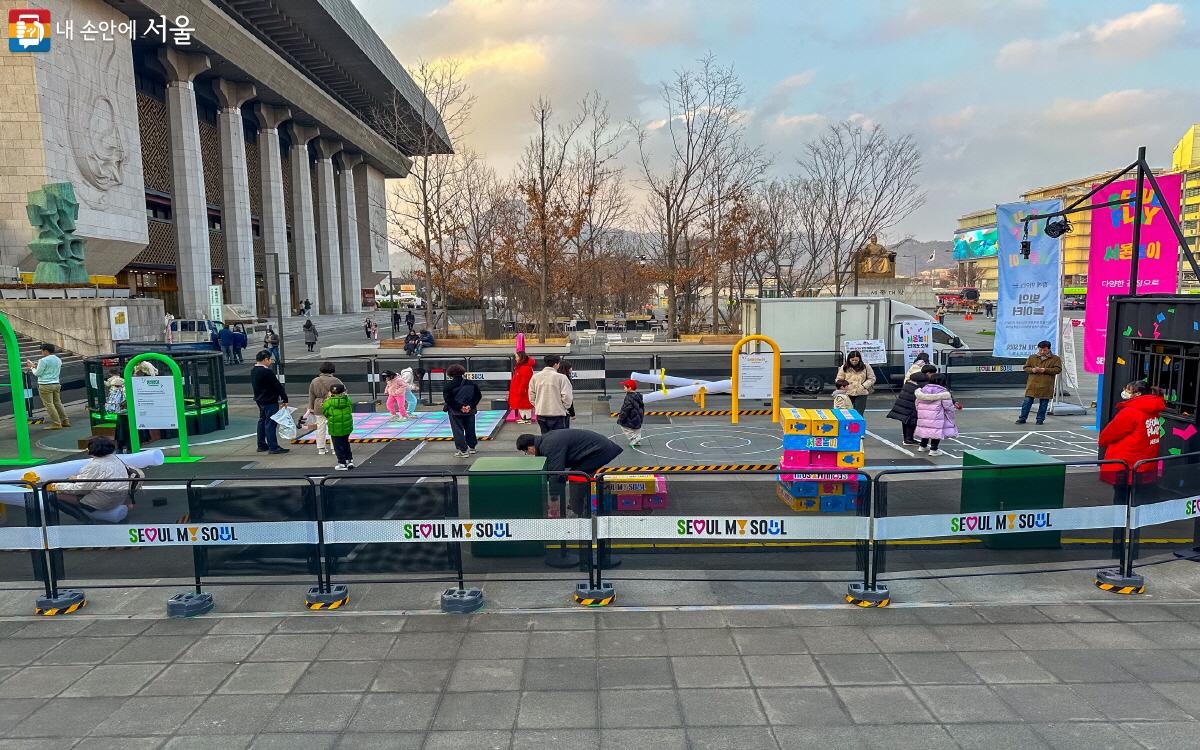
0, 311, 44, 465
123, 353, 203, 463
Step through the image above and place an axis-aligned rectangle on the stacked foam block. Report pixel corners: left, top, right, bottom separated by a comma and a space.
776, 408, 866, 512
607, 474, 668, 512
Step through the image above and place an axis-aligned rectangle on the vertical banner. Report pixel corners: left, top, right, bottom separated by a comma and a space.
901, 320, 932, 370
1083, 174, 1182, 373
208, 285, 224, 323
108, 306, 130, 340
994, 200, 1062, 359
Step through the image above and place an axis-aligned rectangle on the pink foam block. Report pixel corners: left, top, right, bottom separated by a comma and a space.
779, 450, 810, 469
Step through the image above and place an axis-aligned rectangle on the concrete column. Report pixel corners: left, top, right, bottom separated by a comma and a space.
285, 123, 320, 314
254, 104, 293, 318
355, 163, 389, 291
213, 79, 257, 316
313, 138, 344, 314
336, 152, 364, 314
157, 48, 211, 318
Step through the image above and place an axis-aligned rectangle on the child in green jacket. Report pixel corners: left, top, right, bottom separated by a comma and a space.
321, 383, 355, 470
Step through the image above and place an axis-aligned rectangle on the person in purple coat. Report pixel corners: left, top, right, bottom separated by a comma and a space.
913, 374, 960, 457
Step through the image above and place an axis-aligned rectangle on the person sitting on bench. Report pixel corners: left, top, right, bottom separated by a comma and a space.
49, 436, 141, 523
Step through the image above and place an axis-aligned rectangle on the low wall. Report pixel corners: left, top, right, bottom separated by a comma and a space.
0, 297, 164, 356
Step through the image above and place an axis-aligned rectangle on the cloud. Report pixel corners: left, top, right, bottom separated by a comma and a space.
875, 0, 1045, 40
996, 3, 1183, 68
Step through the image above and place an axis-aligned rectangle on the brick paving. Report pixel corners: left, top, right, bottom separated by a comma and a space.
0, 601, 1198, 748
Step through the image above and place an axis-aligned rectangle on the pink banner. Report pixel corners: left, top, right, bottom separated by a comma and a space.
1083, 173, 1181, 373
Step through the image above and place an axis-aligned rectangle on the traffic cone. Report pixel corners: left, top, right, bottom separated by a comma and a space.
964, 311, 973, 321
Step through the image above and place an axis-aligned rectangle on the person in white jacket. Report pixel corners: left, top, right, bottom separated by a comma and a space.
528, 354, 573, 434
51, 437, 138, 522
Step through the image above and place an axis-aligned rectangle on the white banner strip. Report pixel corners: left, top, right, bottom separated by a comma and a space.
876, 505, 1125, 541
432, 370, 607, 383
0, 526, 43, 550
48, 521, 317, 549
1132, 495, 1200, 529
601, 515, 869, 541
323, 518, 590, 544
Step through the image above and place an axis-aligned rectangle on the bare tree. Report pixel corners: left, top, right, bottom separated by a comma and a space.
635, 54, 768, 336
796, 122, 925, 295
373, 59, 474, 328
455, 148, 502, 335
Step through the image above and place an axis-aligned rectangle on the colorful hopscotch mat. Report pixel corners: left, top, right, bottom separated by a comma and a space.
293, 410, 507, 443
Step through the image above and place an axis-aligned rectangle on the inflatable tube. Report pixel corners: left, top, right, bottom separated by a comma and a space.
641, 379, 733, 404
630, 371, 715, 389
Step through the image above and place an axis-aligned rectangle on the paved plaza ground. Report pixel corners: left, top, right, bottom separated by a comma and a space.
1, 594, 1200, 749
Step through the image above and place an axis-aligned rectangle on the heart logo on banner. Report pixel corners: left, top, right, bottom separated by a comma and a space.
964, 517, 979, 531
419, 524, 433, 538
145, 528, 158, 542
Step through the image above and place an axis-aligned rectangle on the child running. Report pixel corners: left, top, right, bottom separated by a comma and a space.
322, 383, 355, 470
617, 379, 645, 446
400, 367, 422, 418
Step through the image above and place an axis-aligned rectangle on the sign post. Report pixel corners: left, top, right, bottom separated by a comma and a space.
900, 321, 933, 371
730, 334, 781, 425
0, 311, 43, 465
124, 353, 202, 463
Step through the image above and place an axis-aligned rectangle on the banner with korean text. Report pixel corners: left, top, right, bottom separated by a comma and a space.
994, 200, 1062, 359
1083, 174, 1182, 373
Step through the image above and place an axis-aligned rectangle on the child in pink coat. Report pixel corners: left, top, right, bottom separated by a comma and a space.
383, 370, 409, 420
914, 375, 960, 456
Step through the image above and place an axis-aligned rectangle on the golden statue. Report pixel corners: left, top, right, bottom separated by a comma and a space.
857, 234, 896, 278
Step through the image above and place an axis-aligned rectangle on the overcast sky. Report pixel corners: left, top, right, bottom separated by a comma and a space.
352, 0, 1197, 241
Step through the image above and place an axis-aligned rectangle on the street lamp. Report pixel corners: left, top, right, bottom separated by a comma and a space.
265, 251, 287, 384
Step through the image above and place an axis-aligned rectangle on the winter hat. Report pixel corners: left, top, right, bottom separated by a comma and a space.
621, 379, 638, 390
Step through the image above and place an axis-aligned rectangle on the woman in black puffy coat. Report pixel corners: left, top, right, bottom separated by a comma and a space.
886, 365, 933, 446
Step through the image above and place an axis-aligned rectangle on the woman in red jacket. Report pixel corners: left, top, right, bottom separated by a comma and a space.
508, 351, 536, 424
1098, 380, 1167, 486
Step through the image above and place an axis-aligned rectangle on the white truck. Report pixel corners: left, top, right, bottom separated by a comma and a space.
740, 297, 966, 393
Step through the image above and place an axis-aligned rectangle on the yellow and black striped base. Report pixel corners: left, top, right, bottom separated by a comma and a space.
608, 409, 773, 418
35, 598, 86, 616
306, 595, 349, 610
574, 582, 615, 607
602, 464, 777, 473
844, 594, 890, 608
574, 592, 615, 607
1095, 580, 1144, 595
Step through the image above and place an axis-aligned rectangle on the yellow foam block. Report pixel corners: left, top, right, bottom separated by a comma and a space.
836, 451, 865, 468
808, 409, 839, 437
783, 494, 820, 512
605, 475, 657, 494
780, 408, 811, 435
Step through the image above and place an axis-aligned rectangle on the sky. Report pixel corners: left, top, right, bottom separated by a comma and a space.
352, 0, 1198, 242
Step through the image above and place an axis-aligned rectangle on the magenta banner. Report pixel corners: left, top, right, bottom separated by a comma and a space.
1083, 173, 1181, 373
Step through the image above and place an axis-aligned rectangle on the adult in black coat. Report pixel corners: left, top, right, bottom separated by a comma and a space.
517, 429, 624, 515
886, 366, 933, 446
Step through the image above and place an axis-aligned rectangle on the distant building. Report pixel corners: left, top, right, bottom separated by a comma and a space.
1, 0, 450, 319
1170, 124, 1200, 286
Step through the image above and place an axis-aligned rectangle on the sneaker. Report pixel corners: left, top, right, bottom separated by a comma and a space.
917, 445, 928, 452
317, 449, 327, 455
928, 449, 944, 457
268, 448, 290, 454
1014, 419, 1027, 424
454, 451, 469, 458
346, 461, 355, 469
1035, 420, 1045, 425
334, 463, 348, 471
901, 441, 919, 446
257, 447, 268, 452
467, 448, 477, 455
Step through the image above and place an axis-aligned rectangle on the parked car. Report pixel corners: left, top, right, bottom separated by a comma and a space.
1063, 296, 1086, 310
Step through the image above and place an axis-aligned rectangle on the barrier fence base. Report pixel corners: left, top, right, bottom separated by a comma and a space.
35, 589, 86, 616
305, 585, 350, 610
167, 592, 214, 618
1094, 568, 1145, 595
544, 546, 581, 569
845, 583, 890, 608
574, 581, 615, 607
441, 588, 484, 614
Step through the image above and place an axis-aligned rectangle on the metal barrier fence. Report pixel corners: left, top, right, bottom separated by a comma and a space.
3, 456, 1197, 615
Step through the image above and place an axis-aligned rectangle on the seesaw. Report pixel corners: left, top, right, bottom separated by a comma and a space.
629, 371, 733, 407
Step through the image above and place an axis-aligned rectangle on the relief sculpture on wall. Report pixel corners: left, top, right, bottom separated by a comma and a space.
66, 24, 127, 206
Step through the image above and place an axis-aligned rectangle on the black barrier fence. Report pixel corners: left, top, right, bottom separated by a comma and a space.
10, 456, 1200, 610
592, 470, 869, 580
871, 461, 1129, 583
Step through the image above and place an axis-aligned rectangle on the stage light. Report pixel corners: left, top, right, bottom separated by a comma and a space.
1020, 240, 1031, 258
1044, 217, 1072, 239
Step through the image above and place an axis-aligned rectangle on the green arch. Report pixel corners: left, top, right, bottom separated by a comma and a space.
0, 311, 44, 465
123, 353, 203, 463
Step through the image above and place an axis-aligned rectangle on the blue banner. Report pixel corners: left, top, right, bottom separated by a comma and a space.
994, 200, 1063, 358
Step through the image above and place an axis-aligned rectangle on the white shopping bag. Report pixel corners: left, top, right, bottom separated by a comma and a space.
270, 406, 297, 441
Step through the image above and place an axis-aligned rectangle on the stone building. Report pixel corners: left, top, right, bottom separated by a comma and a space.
1, 0, 449, 319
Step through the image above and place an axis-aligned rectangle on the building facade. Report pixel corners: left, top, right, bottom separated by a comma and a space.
1171, 123, 1200, 284
1, 0, 449, 319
